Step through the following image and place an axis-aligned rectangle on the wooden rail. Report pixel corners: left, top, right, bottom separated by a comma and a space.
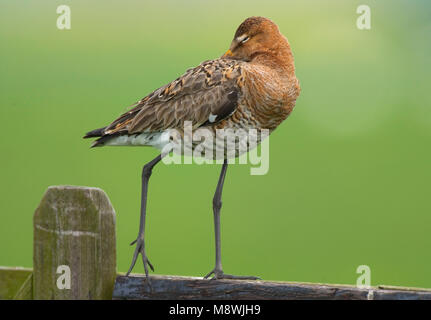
113, 274, 431, 300
0, 185, 430, 300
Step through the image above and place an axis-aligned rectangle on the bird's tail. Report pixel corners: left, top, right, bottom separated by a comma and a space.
83, 127, 106, 139
83, 126, 110, 148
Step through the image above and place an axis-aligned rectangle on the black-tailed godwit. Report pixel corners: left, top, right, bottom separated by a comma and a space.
84, 16, 300, 282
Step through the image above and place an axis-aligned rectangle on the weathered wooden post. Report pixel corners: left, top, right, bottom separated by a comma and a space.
33, 186, 116, 299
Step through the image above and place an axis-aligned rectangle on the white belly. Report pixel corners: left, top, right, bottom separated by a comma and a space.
103, 131, 171, 150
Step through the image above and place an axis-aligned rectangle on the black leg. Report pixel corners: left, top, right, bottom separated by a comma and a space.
126, 153, 165, 283
212, 159, 228, 273
204, 159, 260, 280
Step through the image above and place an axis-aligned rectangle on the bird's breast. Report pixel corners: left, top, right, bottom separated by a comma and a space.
239, 67, 299, 131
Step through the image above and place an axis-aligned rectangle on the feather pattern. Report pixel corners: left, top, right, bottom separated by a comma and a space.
84, 16, 301, 155
103, 59, 243, 137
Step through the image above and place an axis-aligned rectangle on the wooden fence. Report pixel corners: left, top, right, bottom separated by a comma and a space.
1, 185, 431, 300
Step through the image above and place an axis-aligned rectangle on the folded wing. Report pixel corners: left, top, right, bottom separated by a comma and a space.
88, 59, 244, 147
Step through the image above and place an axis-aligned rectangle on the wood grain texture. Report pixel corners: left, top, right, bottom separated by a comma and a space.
13, 273, 33, 300
33, 186, 116, 299
113, 275, 431, 300
0, 267, 32, 300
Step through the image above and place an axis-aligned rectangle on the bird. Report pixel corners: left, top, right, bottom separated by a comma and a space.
84, 16, 301, 282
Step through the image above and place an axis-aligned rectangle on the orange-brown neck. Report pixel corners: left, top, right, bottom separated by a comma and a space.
250, 39, 296, 78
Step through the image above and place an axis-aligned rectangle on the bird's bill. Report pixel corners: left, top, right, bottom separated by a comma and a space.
222, 49, 233, 58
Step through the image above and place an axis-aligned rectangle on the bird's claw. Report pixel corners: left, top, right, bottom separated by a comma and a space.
204, 269, 260, 280
126, 237, 154, 289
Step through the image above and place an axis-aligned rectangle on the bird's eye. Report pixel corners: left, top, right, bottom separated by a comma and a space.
241, 36, 250, 44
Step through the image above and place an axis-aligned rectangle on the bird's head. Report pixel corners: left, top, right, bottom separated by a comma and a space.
222, 16, 291, 65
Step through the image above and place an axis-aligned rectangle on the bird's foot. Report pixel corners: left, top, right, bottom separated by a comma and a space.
126, 237, 154, 288
204, 268, 260, 280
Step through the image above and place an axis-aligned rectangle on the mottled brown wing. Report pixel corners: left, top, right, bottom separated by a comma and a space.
104, 59, 243, 136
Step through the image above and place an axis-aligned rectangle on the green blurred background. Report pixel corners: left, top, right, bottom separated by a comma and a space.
1, 0, 430, 288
